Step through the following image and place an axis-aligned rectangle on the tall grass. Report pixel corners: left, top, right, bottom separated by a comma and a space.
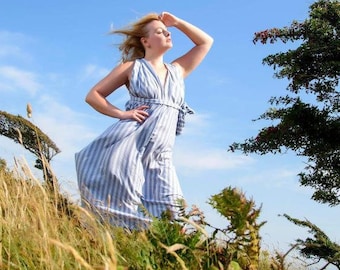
1, 158, 120, 270
0, 158, 309, 269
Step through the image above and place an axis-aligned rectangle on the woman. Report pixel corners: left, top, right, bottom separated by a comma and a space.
75, 11, 213, 229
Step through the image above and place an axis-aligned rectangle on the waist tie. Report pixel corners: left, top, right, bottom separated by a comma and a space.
126, 96, 194, 135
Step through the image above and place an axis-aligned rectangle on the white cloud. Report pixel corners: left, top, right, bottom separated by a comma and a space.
173, 112, 254, 171
0, 31, 39, 95
181, 112, 211, 136
0, 65, 41, 95
33, 95, 97, 155
0, 30, 33, 61
175, 146, 253, 171
0, 44, 22, 59
79, 64, 111, 82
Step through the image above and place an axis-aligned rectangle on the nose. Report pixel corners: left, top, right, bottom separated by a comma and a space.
163, 30, 170, 37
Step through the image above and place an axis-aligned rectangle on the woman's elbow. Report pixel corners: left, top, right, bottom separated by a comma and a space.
85, 91, 95, 105
207, 36, 214, 48
85, 93, 91, 104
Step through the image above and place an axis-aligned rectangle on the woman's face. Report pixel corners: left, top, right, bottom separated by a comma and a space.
143, 20, 173, 50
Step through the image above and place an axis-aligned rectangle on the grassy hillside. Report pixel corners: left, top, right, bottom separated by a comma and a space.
0, 158, 307, 269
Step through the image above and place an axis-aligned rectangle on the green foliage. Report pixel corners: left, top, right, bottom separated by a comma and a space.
208, 186, 266, 270
0, 110, 61, 188
253, 0, 339, 98
94, 186, 269, 269
0, 110, 61, 162
231, 0, 340, 206
114, 205, 233, 269
283, 214, 340, 269
1, 159, 277, 269
231, 2, 340, 265
145, 215, 204, 269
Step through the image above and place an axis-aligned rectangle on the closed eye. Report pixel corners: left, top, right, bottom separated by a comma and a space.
156, 29, 170, 37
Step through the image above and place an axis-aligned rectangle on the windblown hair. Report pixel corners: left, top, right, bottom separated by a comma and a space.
111, 13, 160, 62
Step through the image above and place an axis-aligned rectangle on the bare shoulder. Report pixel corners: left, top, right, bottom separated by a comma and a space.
106, 60, 134, 82
115, 60, 134, 74
118, 60, 136, 88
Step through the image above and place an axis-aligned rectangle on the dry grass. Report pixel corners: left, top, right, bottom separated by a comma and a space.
0, 157, 310, 270
0, 157, 123, 270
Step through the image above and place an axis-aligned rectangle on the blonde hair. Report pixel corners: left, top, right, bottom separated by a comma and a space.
111, 13, 160, 62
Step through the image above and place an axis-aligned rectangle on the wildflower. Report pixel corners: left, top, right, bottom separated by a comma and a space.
26, 103, 32, 118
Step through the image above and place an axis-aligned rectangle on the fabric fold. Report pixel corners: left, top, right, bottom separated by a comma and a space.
126, 95, 194, 135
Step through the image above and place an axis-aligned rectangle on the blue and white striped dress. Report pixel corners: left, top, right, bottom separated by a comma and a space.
75, 58, 190, 229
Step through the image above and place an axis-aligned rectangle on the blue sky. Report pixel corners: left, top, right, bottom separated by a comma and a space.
1, 0, 339, 256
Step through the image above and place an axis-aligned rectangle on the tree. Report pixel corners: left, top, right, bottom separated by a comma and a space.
283, 214, 340, 269
230, 0, 340, 206
0, 110, 61, 188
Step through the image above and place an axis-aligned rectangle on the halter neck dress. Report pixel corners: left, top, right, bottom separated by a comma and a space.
75, 58, 192, 229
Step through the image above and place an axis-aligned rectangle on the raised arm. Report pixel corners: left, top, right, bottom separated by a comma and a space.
159, 12, 213, 78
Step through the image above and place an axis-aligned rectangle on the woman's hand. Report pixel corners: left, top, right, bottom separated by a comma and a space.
121, 105, 149, 123
164, 12, 213, 78
158, 12, 179, 27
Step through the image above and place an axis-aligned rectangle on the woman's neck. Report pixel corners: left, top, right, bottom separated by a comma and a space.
144, 53, 164, 66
